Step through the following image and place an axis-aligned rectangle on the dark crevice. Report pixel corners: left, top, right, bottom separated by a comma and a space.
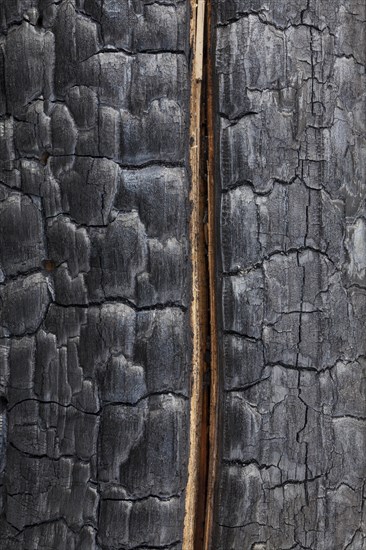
193, 1, 219, 548
36, 14, 43, 29
192, 3, 211, 546
39, 151, 50, 165
52, 298, 187, 313
101, 493, 182, 504
99, 543, 182, 550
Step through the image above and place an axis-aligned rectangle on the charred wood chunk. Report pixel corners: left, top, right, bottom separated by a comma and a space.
0, 0, 191, 548
212, 0, 366, 547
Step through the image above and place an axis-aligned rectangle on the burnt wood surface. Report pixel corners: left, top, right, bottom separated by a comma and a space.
211, 1, 366, 549
1, 1, 366, 548
0, 1, 192, 548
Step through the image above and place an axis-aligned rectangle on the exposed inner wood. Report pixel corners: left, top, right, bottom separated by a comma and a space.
203, 0, 219, 545
182, 1, 208, 548
184, 0, 220, 547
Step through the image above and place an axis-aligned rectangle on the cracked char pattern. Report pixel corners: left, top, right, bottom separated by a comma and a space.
213, 1, 366, 549
0, 1, 191, 548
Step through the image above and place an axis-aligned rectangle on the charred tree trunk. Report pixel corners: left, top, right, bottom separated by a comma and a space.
209, 1, 366, 549
0, 1, 365, 549
0, 1, 192, 548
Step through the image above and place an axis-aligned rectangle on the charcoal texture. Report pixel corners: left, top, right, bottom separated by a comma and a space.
2, 1, 365, 548
212, 1, 366, 548
0, 1, 191, 548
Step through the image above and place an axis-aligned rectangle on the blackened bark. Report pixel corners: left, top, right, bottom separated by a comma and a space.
1, 1, 365, 548
0, 1, 192, 548
211, 1, 366, 549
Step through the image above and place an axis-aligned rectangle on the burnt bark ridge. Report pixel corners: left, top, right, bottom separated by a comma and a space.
211, 1, 366, 549
0, 1, 192, 549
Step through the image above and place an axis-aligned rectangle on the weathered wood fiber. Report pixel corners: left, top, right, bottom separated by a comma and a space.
211, 1, 366, 549
0, 1, 191, 548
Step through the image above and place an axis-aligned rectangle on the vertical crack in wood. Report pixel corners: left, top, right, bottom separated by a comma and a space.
203, 0, 219, 546
183, 0, 208, 548
183, 0, 218, 548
